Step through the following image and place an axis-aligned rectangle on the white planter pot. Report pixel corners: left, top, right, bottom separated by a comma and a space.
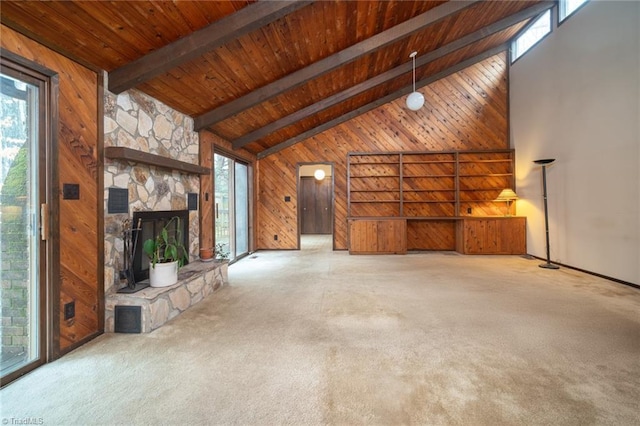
149, 260, 179, 288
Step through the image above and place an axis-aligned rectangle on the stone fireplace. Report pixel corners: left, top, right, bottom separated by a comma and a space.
104, 88, 200, 295
103, 88, 228, 333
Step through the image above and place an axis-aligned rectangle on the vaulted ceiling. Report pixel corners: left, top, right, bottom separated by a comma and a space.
1, 0, 552, 158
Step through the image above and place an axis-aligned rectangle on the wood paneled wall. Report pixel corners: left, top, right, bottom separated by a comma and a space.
256, 53, 509, 250
1, 26, 102, 354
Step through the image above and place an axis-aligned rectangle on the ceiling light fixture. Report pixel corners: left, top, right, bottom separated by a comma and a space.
406, 51, 425, 111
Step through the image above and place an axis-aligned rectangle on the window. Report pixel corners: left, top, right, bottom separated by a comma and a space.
511, 10, 552, 63
559, 0, 588, 22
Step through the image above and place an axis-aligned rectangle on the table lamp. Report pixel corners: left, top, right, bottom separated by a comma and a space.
495, 188, 518, 216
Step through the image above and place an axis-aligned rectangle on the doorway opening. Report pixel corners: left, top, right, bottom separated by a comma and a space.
297, 163, 334, 251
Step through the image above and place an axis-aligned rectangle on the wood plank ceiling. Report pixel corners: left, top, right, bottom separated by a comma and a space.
1, 0, 552, 158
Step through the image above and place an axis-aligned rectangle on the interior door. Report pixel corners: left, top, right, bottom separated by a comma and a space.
300, 177, 332, 234
0, 66, 50, 385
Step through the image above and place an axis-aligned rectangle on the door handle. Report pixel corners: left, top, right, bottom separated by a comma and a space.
40, 203, 48, 241
215, 203, 219, 219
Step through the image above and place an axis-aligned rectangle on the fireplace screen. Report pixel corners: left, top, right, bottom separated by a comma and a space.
131, 210, 189, 282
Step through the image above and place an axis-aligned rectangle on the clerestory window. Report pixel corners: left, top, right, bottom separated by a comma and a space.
559, 0, 589, 22
511, 10, 552, 63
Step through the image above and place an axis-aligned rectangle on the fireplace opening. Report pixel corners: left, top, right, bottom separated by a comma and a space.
131, 210, 189, 283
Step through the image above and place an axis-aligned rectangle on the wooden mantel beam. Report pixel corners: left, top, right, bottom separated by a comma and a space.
194, 0, 479, 131
233, 2, 554, 150
108, 1, 313, 94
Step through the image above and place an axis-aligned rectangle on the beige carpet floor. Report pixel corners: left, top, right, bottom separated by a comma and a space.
1, 235, 639, 425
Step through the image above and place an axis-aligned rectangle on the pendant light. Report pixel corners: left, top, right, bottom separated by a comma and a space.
406, 51, 425, 111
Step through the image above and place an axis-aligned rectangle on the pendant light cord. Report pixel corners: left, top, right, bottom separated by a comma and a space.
412, 53, 416, 92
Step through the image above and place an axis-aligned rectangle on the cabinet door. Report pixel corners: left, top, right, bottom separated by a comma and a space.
461, 219, 498, 254
376, 219, 407, 254
349, 219, 407, 254
496, 217, 526, 254
458, 218, 526, 254
349, 220, 378, 254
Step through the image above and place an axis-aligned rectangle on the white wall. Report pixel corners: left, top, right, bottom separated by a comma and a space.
510, 1, 639, 284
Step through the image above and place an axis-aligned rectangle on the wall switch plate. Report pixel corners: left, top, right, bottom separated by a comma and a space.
64, 301, 75, 320
274, 235, 278, 241
284, 196, 291, 202
62, 183, 80, 200
467, 207, 472, 214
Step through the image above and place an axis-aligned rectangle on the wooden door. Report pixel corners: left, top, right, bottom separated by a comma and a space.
300, 177, 332, 234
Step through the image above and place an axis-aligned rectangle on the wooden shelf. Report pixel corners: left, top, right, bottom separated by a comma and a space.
458, 159, 512, 163
404, 174, 456, 178
403, 200, 456, 203
350, 175, 400, 178
351, 200, 400, 204
348, 149, 515, 219
459, 173, 513, 177
105, 146, 210, 175
403, 189, 454, 192
350, 161, 399, 165
350, 189, 400, 193
402, 160, 457, 164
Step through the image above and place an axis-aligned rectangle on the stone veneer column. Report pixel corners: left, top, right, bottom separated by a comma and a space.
103, 88, 201, 295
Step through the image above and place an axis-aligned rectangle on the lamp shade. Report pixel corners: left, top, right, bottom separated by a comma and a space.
313, 169, 325, 181
495, 188, 519, 201
406, 91, 425, 111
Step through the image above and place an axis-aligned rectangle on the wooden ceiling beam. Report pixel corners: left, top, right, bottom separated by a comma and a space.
257, 44, 508, 159
233, 2, 553, 150
194, 0, 480, 131
108, 1, 313, 94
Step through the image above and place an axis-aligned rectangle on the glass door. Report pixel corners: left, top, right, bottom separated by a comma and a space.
0, 70, 48, 383
214, 153, 249, 261
234, 162, 249, 257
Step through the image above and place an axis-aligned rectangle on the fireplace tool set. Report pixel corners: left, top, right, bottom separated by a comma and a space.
118, 218, 147, 293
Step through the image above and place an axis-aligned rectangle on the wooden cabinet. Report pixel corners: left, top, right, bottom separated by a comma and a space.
349, 219, 407, 254
455, 217, 526, 254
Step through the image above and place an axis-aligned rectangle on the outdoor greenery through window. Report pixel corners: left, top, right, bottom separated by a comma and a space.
511, 9, 551, 63
560, 0, 589, 22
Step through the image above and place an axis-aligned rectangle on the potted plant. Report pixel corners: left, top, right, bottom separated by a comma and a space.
143, 216, 188, 287
214, 243, 230, 261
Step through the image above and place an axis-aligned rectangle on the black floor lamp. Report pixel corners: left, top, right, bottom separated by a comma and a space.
533, 159, 559, 269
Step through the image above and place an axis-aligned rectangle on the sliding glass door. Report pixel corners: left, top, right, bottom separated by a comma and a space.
214, 153, 249, 261
0, 68, 48, 384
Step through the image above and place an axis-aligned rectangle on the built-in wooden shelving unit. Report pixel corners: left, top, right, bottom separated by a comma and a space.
347, 150, 524, 255
347, 149, 515, 218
